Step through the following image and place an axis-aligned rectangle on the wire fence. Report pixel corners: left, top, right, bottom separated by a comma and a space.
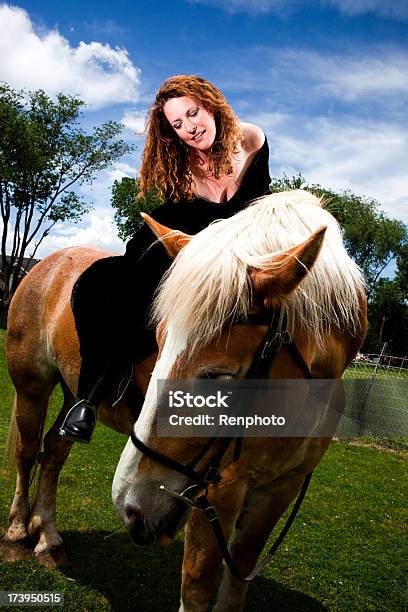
341, 347, 408, 441
352, 352, 408, 371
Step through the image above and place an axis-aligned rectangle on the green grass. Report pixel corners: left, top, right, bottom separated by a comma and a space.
345, 365, 408, 380
0, 329, 407, 611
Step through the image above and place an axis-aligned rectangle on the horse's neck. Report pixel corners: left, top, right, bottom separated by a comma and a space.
133, 353, 158, 394
303, 331, 353, 378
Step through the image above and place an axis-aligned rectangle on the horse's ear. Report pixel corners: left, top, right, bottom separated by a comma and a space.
250, 226, 327, 308
141, 213, 191, 258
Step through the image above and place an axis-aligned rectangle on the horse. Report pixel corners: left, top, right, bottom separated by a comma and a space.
111, 190, 367, 611
1, 247, 157, 567
1, 190, 367, 611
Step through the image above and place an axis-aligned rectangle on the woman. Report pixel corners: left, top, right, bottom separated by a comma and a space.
60, 75, 271, 443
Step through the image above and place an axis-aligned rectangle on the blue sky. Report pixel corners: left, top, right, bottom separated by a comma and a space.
1, 0, 407, 256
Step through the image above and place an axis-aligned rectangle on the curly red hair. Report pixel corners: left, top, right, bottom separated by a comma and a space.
138, 75, 243, 202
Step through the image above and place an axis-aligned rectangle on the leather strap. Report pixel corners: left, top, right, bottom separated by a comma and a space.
195, 472, 313, 582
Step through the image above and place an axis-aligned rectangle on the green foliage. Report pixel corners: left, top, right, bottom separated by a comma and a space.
46, 191, 89, 223
395, 241, 408, 299
269, 172, 305, 192
0, 83, 135, 320
111, 177, 161, 241
365, 278, 408, 354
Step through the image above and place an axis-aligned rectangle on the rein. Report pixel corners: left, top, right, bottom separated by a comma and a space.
130, 310, 313, 582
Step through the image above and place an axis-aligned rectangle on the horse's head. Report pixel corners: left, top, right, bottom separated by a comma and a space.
111, 195, 340, 546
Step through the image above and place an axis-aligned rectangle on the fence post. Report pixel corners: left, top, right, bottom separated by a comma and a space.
357, 342, 387, 435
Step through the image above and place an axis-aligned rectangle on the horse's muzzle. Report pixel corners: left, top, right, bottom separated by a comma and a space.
124, 499, 189, 547
124, 503, 155, 546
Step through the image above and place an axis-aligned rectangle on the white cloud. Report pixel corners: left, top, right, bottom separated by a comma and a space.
39, 212, 124, 257
250, 112, 408, 221
106, 161, 138, 182
186, 0, 301, 14
325, 0, 408, 20
187, 0, 408, 19
280, 48, 408, 101
241, 110, 290, 128
0, 4, 141, 108
121, 109, 149, 133
85, 18, 126, 36
204, 45, 408, 111
3, 212, 124, 260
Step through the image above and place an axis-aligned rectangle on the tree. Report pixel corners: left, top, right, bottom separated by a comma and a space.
111, 177, 161, 241
365, 279, 408, 355
395, 242, 408, 300
0, 84, 134, 325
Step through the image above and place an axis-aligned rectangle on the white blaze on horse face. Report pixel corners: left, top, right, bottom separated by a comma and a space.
112, 323, 187, 512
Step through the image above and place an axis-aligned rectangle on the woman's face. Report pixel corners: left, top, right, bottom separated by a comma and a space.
163, 95, 216, 152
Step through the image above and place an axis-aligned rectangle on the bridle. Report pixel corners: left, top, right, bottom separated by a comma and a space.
130, 310, 314, 582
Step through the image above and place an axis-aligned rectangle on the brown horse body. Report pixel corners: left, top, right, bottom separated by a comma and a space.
2, 191, 367, 611
2, 246, 156, 566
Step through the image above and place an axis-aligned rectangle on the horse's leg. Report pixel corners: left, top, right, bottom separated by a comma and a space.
179, 482, 247, 612
213, 473, 306, 612
179, 510, 225, 612
1, 389, 50, 561
28, 382, 74, 567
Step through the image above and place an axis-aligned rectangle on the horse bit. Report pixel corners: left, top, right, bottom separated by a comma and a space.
130, 310, 313, 583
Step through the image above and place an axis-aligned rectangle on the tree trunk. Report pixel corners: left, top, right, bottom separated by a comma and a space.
0, 269, 13, 329
378, 313, 386, 343
0, 301, 9, 329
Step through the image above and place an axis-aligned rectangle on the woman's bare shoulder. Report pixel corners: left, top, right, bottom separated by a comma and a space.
240, 122, 265, 153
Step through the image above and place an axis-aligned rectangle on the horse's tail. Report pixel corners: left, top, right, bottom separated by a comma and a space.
3, 395, 18, 482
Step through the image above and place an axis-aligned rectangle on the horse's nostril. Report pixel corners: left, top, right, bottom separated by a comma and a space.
124, 503, 137, 520
123, 504, 154, 545
124, 503, 143, 528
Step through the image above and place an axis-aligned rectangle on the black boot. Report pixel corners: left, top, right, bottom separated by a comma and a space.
58, 355, 113, 444
59, 399, 97, 443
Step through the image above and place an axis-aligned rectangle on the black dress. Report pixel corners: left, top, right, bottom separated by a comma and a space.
72, 138, 271, 401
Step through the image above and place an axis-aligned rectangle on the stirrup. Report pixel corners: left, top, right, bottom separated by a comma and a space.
59, 399, 96, 444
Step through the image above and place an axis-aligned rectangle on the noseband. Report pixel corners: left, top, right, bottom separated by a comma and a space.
130, 310, 313, 582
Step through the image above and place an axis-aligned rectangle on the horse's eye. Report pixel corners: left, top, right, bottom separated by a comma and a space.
197, 371, 235, 381
197, 371, 220, 380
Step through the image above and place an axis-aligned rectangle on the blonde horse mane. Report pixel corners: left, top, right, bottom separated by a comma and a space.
152, 190, 365, 354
